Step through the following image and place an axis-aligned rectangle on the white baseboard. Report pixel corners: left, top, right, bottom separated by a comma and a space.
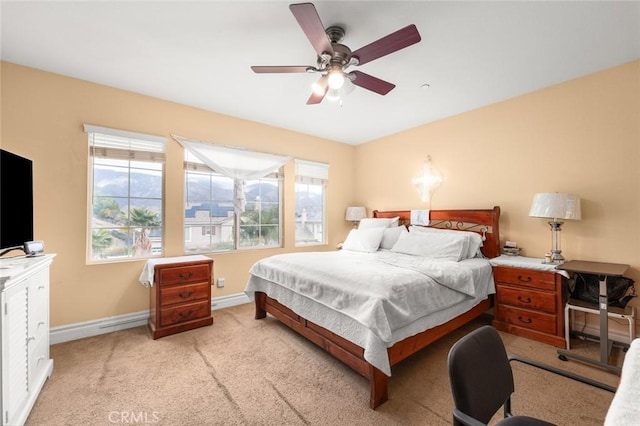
50, 292, 251, 345
211, 292, 252, 310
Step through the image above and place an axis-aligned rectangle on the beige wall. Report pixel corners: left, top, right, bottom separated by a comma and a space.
2, 60, 639, 332
1, 62, 355, 326
355, 60, 640, 326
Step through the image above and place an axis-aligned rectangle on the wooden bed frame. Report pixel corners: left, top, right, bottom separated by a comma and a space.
253, 206, 501, 409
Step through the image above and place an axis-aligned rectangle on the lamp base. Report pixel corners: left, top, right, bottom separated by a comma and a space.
545, 220, 566, 264
542, 250, 565, 264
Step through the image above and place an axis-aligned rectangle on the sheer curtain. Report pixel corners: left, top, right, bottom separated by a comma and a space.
172, 135, 290, 213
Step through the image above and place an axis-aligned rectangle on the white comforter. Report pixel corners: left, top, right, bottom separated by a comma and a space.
605, 338, 640, 425
245, 250, 494, 375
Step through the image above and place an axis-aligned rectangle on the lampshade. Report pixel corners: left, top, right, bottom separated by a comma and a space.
345, 206, 366, 222
529, 193, 582, 220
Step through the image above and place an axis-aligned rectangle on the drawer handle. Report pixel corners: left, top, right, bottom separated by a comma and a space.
517, 296, 532, 304
178, 290, 195, 299
517, 316, 532, 324
517, 275, 532, 283
178, 310, 194, 319
178, 272, 193, 281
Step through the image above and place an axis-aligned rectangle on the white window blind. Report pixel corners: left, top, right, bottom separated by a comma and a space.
295, 159, 329, 184
84, 124, 166, 161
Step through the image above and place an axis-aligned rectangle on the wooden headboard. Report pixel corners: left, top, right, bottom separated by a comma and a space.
372, 206, 501, 258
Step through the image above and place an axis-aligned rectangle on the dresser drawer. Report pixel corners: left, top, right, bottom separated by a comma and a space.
495, 285, 557, 314
157, 263, 210, 286
159, 300, 211, 327
494, 267, 556, 291
160, 282, 210, 307
28, 336, 49, 388
496, 305, 557, 335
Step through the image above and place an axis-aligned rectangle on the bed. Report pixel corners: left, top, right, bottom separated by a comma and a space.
244, 207, 501, 409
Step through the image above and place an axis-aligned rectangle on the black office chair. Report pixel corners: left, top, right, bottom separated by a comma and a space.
447, 325, 616, 426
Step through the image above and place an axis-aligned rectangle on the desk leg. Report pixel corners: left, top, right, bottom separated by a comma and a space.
599, 275, 610, 364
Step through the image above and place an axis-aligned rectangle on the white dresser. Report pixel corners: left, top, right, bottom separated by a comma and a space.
0, 254, 55, 426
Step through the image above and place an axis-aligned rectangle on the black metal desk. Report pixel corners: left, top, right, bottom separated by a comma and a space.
557, 260, 629, 372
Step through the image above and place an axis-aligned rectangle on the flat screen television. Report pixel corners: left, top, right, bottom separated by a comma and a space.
0, 149, 34, 250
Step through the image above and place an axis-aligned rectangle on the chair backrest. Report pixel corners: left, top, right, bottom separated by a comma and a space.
447, 325, 515, 424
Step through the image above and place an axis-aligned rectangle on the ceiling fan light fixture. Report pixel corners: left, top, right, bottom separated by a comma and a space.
325, 88, 341, 101
327, 69, 345, 90
343, 77, 355, 95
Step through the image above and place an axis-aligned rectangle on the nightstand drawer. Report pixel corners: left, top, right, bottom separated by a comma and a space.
496, 305, 557, 335
160, 282, 210, 307
494, 267, 556, 291
158, 264, 210, 286
159, 300, 211, 327
495, 285, 557, 314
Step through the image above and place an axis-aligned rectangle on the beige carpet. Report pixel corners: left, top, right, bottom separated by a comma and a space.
26, 303, 622, 425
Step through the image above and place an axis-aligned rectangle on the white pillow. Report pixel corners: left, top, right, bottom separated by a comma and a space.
358, 216, 400, 229
380, 226, 408, 250
390, 230, 467, 261
409, 226, 484, 259
342, 227, 386, 253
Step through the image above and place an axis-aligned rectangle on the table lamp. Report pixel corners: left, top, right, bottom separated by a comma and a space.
529, 192, 581, 263
345, 206, 366, 228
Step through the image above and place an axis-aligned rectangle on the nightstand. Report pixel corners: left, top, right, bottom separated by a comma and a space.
140, 255, 214, 339
490, 255, 569, 347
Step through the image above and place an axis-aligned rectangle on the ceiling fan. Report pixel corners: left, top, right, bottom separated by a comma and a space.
251, 2, 421, 105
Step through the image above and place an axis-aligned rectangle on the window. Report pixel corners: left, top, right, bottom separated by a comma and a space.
238, 175, 281, 248
182, 145, 285, 253
295, 159, 328, 246
85, 125, 166, 262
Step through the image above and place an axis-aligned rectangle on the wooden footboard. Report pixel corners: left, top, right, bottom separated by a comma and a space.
255, 291, 492, 409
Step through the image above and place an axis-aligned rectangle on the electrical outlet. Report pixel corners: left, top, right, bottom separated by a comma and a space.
217, 277, 225, 288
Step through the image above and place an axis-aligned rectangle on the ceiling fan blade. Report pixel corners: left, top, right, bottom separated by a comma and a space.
306, 91, 326, 105
251, 66, 310, 73
350, 71, 395, 95
290, 3, 334, 57
351, 24, 421, 66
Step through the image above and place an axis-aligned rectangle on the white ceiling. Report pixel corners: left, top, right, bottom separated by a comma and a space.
2, 1, 639, 145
